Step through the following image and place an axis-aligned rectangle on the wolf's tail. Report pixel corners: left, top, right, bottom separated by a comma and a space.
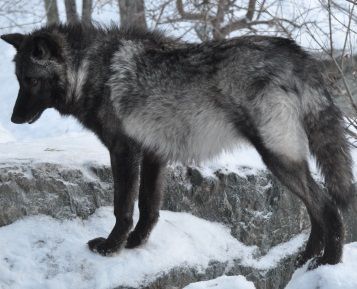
305, 93, 354, 210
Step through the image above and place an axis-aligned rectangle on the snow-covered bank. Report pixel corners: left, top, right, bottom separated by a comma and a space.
0, 132, 109, 166
0, 206, 305, 289
183, 275, 256, 289
286, 242, 357, 289
1, 204, 355, 289
185, 244, 357, 289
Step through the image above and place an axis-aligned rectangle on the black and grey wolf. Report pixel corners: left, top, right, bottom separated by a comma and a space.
1, 23, 354, 269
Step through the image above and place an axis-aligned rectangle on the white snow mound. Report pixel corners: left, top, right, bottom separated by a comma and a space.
285, 242, 357, 289
0, 206, 305, 289
183, 275, 256, 289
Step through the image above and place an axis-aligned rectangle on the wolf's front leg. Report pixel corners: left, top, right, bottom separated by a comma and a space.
88, 140, 140, 256
126, 152, 166, 248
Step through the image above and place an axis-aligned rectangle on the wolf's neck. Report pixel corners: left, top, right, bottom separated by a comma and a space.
56, 37, 116, 131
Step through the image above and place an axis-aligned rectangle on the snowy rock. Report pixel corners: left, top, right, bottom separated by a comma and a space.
164, 166, 357, 250
0, 162, 113, 226
164, 166, 310, 254
0, 161, 312, 254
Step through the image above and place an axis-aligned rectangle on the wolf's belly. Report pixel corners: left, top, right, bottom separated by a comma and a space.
122, 110, 240, 163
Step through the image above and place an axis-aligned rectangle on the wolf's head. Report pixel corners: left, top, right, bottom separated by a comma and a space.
1, 32, 66, 124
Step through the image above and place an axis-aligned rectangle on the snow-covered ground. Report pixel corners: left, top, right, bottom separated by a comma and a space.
185, 248, 357, 289
0, 202, 355, 289
183, 275, 256, 289
186, 243, 357, 289
0, 206, 306, 289
285, 243, 357, 289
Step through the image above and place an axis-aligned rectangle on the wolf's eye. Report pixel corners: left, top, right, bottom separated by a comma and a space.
30, 78, 39, 87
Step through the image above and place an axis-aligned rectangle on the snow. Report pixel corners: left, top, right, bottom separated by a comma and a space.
0, 206, 305, 289
286, 243, 357, 289
183, 275, 256, 289
0, 132, 109, 166
197, 146, 266, 179
185, 245, 357, 289
0, 202, 355, 289
243, 233, 308, 270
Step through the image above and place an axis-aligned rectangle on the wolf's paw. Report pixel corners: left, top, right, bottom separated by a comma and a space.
295, 253, 309, 268
125, 231, 147, 249
307, 256, 339, 270
295, 252, 320, 268
307, 257, 322, 270
87, 237, 121, 256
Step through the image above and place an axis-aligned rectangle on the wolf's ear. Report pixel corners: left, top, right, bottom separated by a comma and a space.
1, 33, 25, 50
31, 33, 62, 60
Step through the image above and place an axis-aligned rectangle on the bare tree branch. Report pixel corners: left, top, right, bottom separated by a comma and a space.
175, 0, 214, 22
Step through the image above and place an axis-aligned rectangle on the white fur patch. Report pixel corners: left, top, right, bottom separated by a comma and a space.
67, 59, 89, 102
257, 89, 309, 161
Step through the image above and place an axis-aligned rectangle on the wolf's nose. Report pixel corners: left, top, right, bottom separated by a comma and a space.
11, 114, 26, 124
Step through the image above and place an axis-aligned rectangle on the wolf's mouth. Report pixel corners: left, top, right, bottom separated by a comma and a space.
28, 111, 43, 124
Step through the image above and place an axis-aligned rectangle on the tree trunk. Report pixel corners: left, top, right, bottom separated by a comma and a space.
82, 0, 93, 25
64, 0, 79, 24
118, 0, 147, 29
44, 0, 60, 25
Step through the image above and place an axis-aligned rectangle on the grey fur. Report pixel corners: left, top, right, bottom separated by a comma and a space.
1, 24, 354, 269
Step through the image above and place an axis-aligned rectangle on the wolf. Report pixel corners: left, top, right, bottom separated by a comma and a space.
1, 23, 354, 269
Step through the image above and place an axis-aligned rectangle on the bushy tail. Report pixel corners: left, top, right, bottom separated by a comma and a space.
306, 101, 354, 210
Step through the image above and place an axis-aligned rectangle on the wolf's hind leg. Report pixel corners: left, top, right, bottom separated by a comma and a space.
246, 135, 328, 267
240, 89, 344, 267
295, 175, 326, 267
126, 152, 166, 249
308, 200, 344, 269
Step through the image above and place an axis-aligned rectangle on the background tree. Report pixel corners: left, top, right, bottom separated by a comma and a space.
82, 0, 93, 24
46, 0, 93, 25
64, 0, 79, 23
147, 0, 306, 41
44, 0, 60, 24
118, 0, 147, 29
